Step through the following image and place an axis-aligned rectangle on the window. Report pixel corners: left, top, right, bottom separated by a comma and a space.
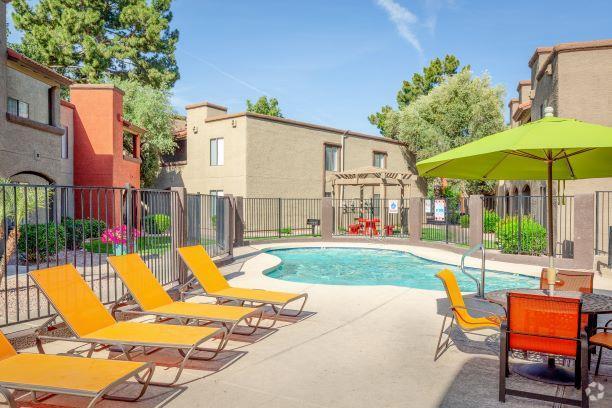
61, 126, 69, 159
123, 131, 137, 158
8, 97, 29, 118
325, 145, 340, 171
373, 152, 387, 168
210, 190, 224, 197
210, 138, 224, 166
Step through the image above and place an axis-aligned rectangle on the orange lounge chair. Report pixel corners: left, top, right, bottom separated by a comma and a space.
108, 253, 264, 349
30, 264, 226, 386
177, 245, 308, 328
0, 331, 154, 408
434, 269, 503, 361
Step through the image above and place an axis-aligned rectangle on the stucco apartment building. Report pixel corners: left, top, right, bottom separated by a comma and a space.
0, 0, 73, 186
157, 102, 424, 199
502, 39, 612, 198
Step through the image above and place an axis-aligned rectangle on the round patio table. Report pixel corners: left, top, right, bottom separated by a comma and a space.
486, 288, 612, 386
486, 288, 612, 314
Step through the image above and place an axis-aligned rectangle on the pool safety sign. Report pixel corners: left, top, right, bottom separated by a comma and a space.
388, 200, 399, 214
434, 199, 446, 221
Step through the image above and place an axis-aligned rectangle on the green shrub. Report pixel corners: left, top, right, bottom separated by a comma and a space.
459, 214, 470, 228
17, 223, 66, 262
144, 214, 171, 234
496, 216, 547, 255
483, 210, 500, 233
279, 227, 292, 235
62, 217, 107, 249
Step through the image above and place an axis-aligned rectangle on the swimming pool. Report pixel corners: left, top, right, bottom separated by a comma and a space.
264, 247, 537, 292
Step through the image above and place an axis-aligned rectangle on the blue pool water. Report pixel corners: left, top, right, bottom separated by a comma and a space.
265, 247, 538, 292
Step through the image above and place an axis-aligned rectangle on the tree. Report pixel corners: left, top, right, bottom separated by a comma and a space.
246, 96, 283, 117
369, 55, 463, 136
0, 182, 49, 284
113, 80, 176, 187
11, 0, 179, 89
386, 69, 505, 195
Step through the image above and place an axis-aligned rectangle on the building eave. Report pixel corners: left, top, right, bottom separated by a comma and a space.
7, 48, 73, 86
536, 39, 612, 80
204, 112, 406, 146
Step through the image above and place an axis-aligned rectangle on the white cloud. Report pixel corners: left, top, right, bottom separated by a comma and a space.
375, 0, 422, 54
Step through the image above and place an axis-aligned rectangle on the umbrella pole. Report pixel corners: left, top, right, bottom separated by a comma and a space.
546, 159, 556, 293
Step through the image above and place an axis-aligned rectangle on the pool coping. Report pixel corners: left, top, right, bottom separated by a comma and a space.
243, 241, 612, 291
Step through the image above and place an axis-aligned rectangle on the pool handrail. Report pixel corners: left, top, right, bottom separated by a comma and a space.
460, 243, 485, 297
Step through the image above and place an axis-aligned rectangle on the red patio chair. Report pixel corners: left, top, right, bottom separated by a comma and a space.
499, 292, 588, 407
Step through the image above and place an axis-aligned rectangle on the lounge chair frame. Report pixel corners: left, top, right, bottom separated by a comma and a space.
110, 291, 265, 351
179, 276, 308, 329
0, 356, 154, 408
33, 299, 226, 387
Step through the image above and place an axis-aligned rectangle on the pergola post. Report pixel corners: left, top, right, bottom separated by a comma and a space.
381, 180, 387, 236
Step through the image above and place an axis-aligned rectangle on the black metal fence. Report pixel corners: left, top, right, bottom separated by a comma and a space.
332, 198, 409, 238
186, 193, 229, 257
421, 197, 469, 246
243, 198, 321, 240
595, 191, 612, 261
0, 183, 231, 328
481, 195, 574, 257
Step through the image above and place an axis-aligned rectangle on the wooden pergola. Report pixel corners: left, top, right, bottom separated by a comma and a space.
327, 166, 413, 231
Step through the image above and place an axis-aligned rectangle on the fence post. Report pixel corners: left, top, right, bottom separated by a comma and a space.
277, 198, 282, 238
408, 197, 422, 244
321, 197, 333, 240
468, 195, 483, 247
234, 196, 245, 247
170, 187, 188, 284
225, 194, 235, 256
125, 184, 133, 253
572, 194, 595, 269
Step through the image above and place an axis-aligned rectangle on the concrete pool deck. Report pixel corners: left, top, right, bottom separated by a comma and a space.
13, 242, 612, 407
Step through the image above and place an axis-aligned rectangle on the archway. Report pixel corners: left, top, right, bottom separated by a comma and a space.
521, 184, 531, 215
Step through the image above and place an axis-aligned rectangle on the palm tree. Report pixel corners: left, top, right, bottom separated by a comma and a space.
0, 180, 50, 284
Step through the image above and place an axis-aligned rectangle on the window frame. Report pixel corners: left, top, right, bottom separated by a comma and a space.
373, 151, 387, 169
8, 97, 29, 119
324, 143, 341, 172
61, 126, 69, 159
210, 138, 224, 166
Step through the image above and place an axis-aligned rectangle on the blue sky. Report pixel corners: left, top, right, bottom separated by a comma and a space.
8, 0, 612, 134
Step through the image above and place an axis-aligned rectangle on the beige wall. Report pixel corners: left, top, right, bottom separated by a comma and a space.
557, 49, 612, 126
6, 67, 51, 124
156, 109, 424, 199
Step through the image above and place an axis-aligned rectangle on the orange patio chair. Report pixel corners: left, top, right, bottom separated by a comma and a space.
434, 269, 503, 361
590, 318, 612, 376
499, 292, 589, 407
539, 269, 594, 293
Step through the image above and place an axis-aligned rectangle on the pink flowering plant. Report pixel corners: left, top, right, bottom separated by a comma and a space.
100, 225, 141, 245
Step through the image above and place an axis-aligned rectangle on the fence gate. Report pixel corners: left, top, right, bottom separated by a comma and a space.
421, 197, 469, 245
185, 193, 230, 258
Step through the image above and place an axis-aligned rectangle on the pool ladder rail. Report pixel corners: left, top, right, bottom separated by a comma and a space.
460, 243, 486, 297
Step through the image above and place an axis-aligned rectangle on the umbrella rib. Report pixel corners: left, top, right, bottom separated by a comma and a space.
483, 152, 510, 179
554, 147, 596, 160
503, 150, 546, 161
420, 159, 453, 176
564, 155, 576, 179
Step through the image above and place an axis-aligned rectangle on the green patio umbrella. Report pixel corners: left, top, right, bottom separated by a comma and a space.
416, 115, 612, 281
